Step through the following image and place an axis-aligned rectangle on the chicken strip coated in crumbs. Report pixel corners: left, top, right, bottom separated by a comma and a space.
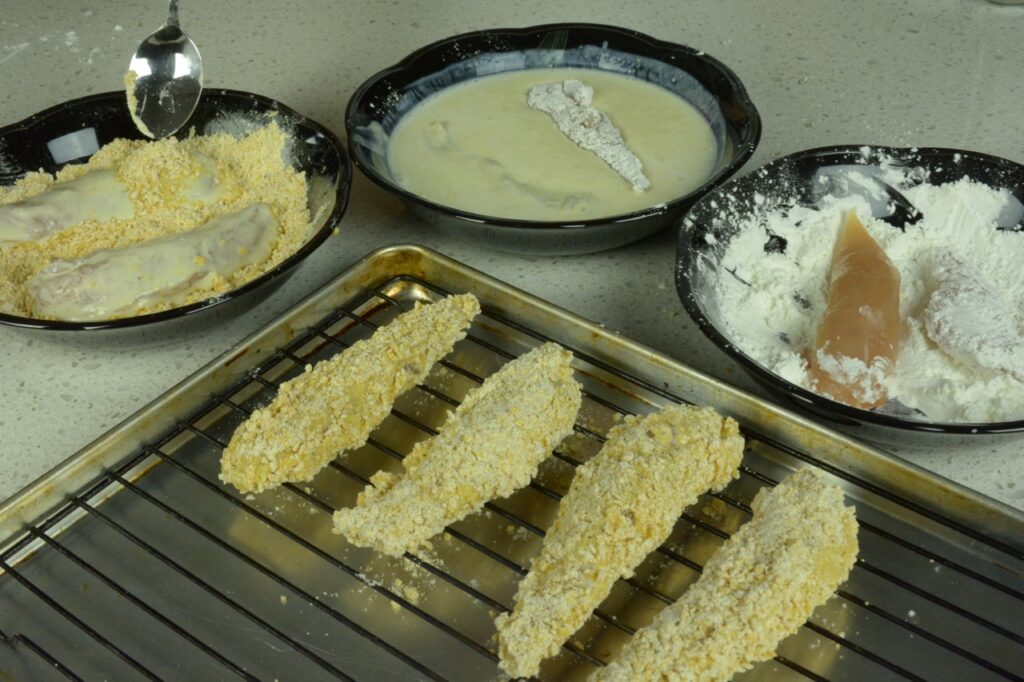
496, 404, 744, 679
332, 342, 582, 557
219, 293, 480, 494
592, 467, 859, 682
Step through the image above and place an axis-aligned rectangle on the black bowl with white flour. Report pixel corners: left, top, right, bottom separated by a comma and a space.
676, 145, 1024, 445
346, 23, 761, 255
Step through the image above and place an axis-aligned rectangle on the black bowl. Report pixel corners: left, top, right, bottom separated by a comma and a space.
676, 145, 1024, 446
0, 89, 351, 337
346, 23, 761, 255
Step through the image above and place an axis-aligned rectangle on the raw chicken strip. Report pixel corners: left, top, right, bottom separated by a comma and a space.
332, 342, 582, 557
924, 251, 1024, 380
808, 210, 901, 409
592, 468, 859, 682
219, 293, 480, 494
496, 404, 744, 679
28, 203, 277, 321
527, 79, 650, 191
0, 170, 133, 242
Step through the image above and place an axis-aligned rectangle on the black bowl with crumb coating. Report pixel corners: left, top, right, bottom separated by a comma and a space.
0, 89, 351, 337
346, 23, 761, 255
676, 144, 1024, 447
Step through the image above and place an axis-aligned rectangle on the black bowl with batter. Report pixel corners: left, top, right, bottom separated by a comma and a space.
346, 23, 761, 255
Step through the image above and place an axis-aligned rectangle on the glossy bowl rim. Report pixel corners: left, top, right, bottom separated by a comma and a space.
676, 143, 1024, 435
345, 21, 763, 231
0, 88, 352, 332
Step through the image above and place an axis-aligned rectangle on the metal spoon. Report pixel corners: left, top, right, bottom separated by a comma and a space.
126, 0, 203, 139
811, 165, 922, 229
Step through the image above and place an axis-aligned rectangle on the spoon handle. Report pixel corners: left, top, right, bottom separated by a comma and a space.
167, 0, 180, 28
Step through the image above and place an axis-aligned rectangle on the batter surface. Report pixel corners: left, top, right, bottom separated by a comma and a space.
386, 68, 719, 221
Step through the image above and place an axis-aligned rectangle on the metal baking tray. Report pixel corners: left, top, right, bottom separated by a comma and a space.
1, 245, 1021, 681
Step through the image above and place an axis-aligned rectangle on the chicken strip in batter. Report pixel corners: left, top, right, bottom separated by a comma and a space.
332, 342, 582, 557
496, 404, 744, 679
219, 293, 480, 494
592, 467, 859, 682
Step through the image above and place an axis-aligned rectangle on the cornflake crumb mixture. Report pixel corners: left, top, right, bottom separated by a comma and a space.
0, 122, 309, 318
710, 169, 1024, 423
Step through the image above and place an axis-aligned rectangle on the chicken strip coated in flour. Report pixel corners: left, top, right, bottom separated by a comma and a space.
332, 342, 582, 557
592, 468, 859, 682
496, 404, 744, 679
219, 293, 480, 494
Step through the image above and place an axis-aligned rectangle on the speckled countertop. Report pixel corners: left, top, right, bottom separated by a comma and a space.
0, 0, 1021, 509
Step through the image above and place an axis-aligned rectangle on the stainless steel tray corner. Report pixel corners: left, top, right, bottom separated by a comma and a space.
1, 244, 1021, 681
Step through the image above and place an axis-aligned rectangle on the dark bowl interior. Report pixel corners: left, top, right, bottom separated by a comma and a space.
0, 89, 352, 336
676, 144, 1024, 445
346, 22, 761, 255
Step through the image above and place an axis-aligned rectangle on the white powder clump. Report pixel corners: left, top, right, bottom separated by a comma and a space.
709, 171, 1024, 423
813, 349, 890, 406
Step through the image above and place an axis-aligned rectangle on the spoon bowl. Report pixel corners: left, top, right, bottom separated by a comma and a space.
126, 0, 203, 139
810, 164, 922, 229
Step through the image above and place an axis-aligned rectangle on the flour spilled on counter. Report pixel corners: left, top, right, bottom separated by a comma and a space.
709, 163, 1024, 423
0, 42, 31, 65
1, 21, 121, 67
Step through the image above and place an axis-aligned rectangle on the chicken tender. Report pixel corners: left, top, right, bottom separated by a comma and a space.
496, 404, 744, 679
332, 342, 582, 557
592, 468, 859, 682
924, 250, 1024, 380
0, 170, 133, 243
527, 79, 650, 191
29, 203, 277, 321
219, 293, 480, 494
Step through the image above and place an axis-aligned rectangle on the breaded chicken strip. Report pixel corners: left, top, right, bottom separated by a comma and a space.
592, 468, 859, 682
219, 293, 480, 494
332, 342, 582, 557
496, 404, 744, 679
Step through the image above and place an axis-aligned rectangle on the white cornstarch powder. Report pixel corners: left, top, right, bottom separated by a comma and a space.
709, 169, 1024, 423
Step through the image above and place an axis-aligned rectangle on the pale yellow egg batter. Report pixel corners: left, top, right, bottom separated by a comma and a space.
386, 68, 719, 221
